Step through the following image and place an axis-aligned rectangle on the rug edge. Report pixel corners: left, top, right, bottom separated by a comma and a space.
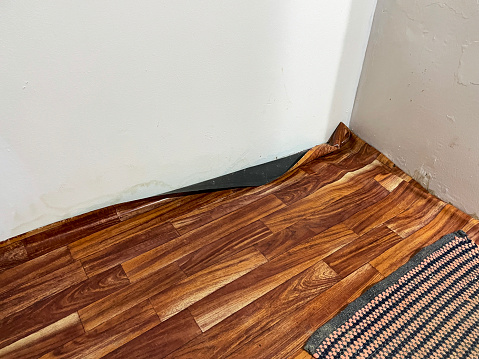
304, 229, 468, 354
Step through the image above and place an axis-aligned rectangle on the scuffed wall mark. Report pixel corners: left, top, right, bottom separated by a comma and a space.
413, 166, 433, 191
457, 42, 479, 86
449, 136, 460, 148
446, 114, 456, 123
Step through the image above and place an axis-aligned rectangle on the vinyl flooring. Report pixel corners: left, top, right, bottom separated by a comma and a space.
1, 125, 478, 359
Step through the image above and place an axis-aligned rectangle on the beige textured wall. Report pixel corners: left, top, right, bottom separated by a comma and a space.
351, 0, 479, 218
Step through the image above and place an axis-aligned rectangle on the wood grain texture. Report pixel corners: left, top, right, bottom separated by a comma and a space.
103, 310, 201, 359
1, 124, 473, 359
177, 220, 271, 276
0, 241, 28, 273
79, 262, 184, 331
0, 250, 87, 319
0, 265, 129, 349
0, 313, 84, 359
372, 204, 470, 276
122, 194, 284, 282
227, 264, 383, 359
79, 222, 178, 277
324, 225, 402, 278
342, 180, 421, 236
41, 301, 159, 359
150, 247, 267, 321
168, 260, 340, 358
262, 161, 386, 233
23, 207, 120, 260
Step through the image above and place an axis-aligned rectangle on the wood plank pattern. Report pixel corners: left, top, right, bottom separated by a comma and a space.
103, 310, 201, 359
1, 124, 473, 359
0, 313, 84, 359
122, 194, 284, 282
79, 262, 185, 331
150, 247, 267, 321
0, 241, 29, 273
0, 265, 129, 349
42, 301, 159, 359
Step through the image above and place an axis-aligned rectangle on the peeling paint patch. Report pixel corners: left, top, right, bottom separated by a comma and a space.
457, 42, 479, 86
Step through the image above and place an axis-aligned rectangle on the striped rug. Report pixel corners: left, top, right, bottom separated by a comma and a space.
304, 230, 479, 358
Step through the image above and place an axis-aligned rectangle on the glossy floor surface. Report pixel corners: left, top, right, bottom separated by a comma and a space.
1, 127, 478, 359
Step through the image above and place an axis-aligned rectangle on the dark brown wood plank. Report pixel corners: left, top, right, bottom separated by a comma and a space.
0, 265, 129, 349
167, 260, 340, 359
262, 161, 386, 233
0, 260, 87, 319
0, 246, 74, 297
189, 226, 354, 332
0, 241, 29, 273
178, 220, 272, 276
103, 310, 201, 359
79, 222, 178, 277
373, 204, 470, 276
69, 213, 178, 262
288, 179, 390, 236
273, 165, 346, 205
41, 301, 160, 359
79, 262, 184, 331
0, 313, 84, 359
254, 221, 317, 260
227, 264, 383, 359
341, 180, 422, 236
23, 207, 120, 259
122, 195, 284, 282
150, 247, 267, 321
324, 225, 402, 278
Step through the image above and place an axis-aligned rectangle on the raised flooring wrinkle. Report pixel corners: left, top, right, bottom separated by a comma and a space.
1, 124, 474, 359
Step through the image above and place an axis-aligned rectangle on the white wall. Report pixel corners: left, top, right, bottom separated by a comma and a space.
351, 0, 479, 218
0, 0, 377, 240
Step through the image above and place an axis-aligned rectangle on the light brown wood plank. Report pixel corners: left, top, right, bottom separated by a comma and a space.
0, 313, 84, 359
103, 310, 201, 359
227, 264, 383, 359
0, 260, 87, 319
189, 226, 353, 332
262, 161, 386, 233
372, 204, 470, 276
150, 247, 267, 321
290, 349, 313, 359
374, 172, 404, 191
324, 225, 402, 278
341, 180, 422, 236
385, 195, 446, 238
178, 220, 271, 276
122, 194, 284, 282
41, 301, 159, 359
166, 260, 339, 359
79, 222, 178, 277
0, 265, 129, 349
79, 262, 185, 331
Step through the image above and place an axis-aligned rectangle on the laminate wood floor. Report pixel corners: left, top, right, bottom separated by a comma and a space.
1, 126, 478, 359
